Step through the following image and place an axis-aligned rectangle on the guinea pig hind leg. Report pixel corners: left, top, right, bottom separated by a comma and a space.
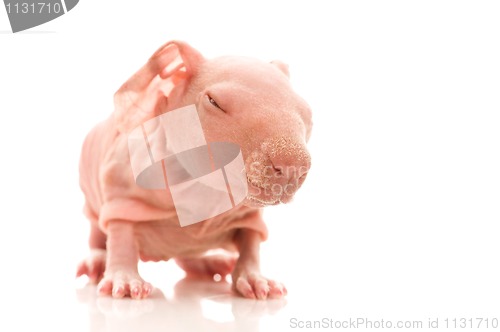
97, 220, 152, 299
76, 248, 106, 284
76, 219, 107, 284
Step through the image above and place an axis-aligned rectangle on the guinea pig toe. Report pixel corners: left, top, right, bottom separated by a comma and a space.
97, 271, 152, 299
234, 273, 286, 300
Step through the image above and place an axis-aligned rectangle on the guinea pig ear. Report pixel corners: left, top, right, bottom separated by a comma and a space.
114, 40, 204, 133
270, 60, 290, 78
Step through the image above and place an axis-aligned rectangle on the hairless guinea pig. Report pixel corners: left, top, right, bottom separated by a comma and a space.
77, 40, 312, 300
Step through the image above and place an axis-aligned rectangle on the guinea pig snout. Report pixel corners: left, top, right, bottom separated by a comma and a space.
266, 137, 311, 179
268, 149, 311, 202
270, 152, 310, 184
246, 137, 311, 205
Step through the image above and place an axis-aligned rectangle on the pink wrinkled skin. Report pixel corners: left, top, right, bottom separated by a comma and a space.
76, 40, 312, 300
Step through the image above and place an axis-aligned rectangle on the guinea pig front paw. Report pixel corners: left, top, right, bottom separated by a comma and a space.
76, 248, 107, 284
97, 269, 153, 300
232, 271, 287, 300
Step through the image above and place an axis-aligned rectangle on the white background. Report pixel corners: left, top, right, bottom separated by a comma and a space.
1, 1, 499, 331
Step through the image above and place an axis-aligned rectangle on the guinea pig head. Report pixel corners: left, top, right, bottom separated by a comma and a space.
192, 57, 312, 207
114, 41, 312, 207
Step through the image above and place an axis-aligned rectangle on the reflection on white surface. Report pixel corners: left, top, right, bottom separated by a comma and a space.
76, 277, 286, 332
201, 298, 235, 323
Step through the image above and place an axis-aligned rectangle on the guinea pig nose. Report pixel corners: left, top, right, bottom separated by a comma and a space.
272, 165, 284, 176
270, 154, 311, 183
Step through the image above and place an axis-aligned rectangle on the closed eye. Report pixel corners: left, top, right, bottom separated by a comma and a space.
207, 95, 224, 112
